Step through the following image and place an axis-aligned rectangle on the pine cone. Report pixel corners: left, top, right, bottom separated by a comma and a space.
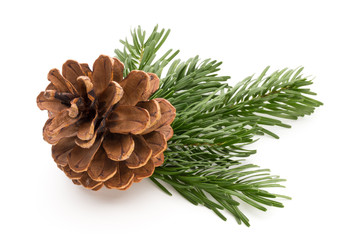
37, 55, 176, 191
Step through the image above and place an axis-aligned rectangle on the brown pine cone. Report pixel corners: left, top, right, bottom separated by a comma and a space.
37, 55, 176, 191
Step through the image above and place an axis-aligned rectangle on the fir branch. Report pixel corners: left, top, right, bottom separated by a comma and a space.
115, 26, 322, 226
115, 25, 179, 77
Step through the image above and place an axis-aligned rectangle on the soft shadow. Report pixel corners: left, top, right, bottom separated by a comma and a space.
73, 179, 155, 204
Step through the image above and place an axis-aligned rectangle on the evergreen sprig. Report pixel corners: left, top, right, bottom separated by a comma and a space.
115, 25, 322, 226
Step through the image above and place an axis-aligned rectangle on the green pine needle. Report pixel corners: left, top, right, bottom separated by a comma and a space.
115, 25, 323, 226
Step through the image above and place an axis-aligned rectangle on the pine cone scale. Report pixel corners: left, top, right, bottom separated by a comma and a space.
79, 63, 92, 76
106, 105, 150, 135
74, 132, 98, 148
156, 125, 174, 141
125, 135, 152, 169
62, 60, 87, 88
136, 100, 161, 128
44, 109, 80, 138
98, 82, 123, 116
132, 159, 155, 182
77, 76, 95, 101
63, 165, 83, 180
77, 113, 97, 141
48, 68, 78, 94
79, 173, 103, 190
104, 162, 135, 190
102, 133, 135, 161
87, 147, 118, 182
68, 135, 103, 173
52, 137, 77, 167
143, 131, 167, 157
91, 55, 114, 96
142, 98, 176, 135
37, 92, 67, 113
152, 153, 165, 167
118, 70, 151, 105
45, 122, 78, 145
145, 73, 160, 98
111, 58, 125, 84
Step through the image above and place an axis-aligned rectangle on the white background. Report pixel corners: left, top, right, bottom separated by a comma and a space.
1, 0, 359, 239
